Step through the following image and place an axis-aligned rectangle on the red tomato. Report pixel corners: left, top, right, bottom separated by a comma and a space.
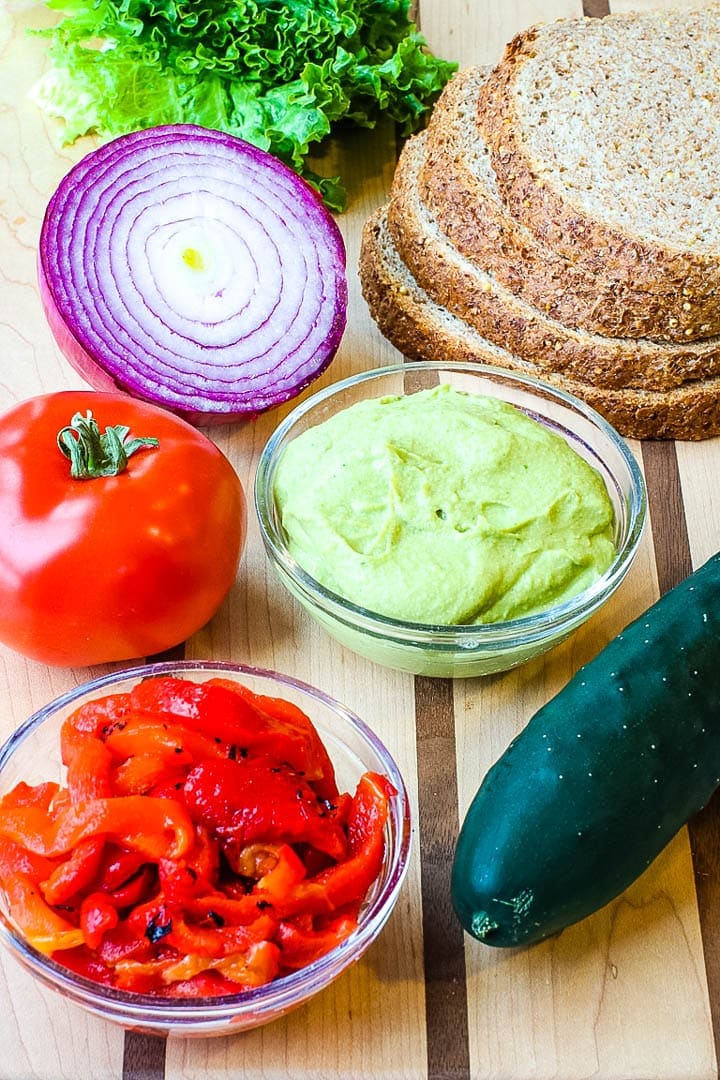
0, 391, 246, 666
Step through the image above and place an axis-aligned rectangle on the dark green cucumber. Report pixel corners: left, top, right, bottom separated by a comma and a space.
451, 551, 720, 948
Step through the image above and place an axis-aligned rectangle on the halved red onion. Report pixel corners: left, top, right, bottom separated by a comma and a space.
38, 125, 348, 424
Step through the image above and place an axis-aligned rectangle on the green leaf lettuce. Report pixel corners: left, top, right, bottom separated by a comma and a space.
32, 0, 457, 210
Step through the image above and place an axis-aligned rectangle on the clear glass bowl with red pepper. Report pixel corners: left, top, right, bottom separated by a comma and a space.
0, 661, 410, 1036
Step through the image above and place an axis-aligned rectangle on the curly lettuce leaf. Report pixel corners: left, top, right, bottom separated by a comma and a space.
32, 0, 457, 210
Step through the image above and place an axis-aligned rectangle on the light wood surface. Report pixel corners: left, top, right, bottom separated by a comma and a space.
0, 1, 719, 1078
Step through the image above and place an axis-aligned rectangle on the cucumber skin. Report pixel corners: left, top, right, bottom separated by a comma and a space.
451, 551, 720, 948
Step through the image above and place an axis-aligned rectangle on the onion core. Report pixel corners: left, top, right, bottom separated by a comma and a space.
38, 125, 348, 424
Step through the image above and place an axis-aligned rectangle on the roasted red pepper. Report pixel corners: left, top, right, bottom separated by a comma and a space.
0, 794, 194, 861
41, 836, 106, 906
183, 756, 348, 860
0, 676, 396, 996
277, 773, 396, 916
61, 726, 114, 802
130, 677, 337, 793
104, 718, 229, 768
61, 692, 134, 742
207, 679, 339, 801
98, 845, 149, 892
4, 872, 84, 954
80, 892, 119, 949
276, 911, 359, 969
0, 835, 55, 878
1, 780, 60, 813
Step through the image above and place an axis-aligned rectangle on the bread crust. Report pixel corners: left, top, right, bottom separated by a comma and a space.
388, 132, 720, 393
359, 208, 720, 442
421, 67, 720, 342
476, 10, 720, 301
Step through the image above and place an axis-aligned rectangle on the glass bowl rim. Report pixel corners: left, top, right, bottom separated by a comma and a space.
0, 660, 411, 1022
254, 360, 647, 646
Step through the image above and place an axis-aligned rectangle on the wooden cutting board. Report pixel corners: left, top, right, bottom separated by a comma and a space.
0, 1, 718, 1077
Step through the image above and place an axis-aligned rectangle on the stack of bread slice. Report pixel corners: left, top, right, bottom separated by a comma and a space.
359, 5, 720, 440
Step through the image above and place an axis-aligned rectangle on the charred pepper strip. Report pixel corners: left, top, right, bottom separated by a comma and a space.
182, 756, 348, 860
0, 795, 194, 860
276, 911, 359, 969
207, 678, 339, 799
80, 892, 119, 950
4, 872, 84, 954
278, 773, 395, 916
104, 718, 230, 767
1, 780, 60, 813
129, 677, 329, 786
111, 753, 184, 796
0, 836, 58, 884
41, 836, 106, 906
61, 693, 134, 742
64, 736, 113, 802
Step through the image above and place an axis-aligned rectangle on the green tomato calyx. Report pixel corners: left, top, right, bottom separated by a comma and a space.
57, 410, 159, 479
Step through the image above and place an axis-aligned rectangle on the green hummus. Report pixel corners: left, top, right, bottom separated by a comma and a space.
273, 384, 616, 625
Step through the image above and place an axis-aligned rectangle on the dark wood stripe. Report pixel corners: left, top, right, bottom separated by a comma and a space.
582, 0, 610, 17
415, 675, 471, 1080
641, 441, 693, 592
122, 1032, 166, 1080
641, 440, 720, 1070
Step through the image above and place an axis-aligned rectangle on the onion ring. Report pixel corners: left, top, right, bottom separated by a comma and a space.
38, 125, 348, 424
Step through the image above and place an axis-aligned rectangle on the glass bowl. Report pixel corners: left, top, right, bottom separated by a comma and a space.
0, 661, 410, 1037
255, 361, 647, 678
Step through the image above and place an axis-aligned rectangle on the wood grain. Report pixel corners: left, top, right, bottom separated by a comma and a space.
415, 676, 470, 1080
123, 1034, 167, 1080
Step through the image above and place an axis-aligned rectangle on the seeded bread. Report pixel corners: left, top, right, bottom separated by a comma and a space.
387, 131, 720, 392
359, 207, 720, 441
475, 6, 720, 302
420, 66, 720, 342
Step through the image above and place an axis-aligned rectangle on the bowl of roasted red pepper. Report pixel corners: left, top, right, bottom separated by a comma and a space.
0, 661, 410, 1036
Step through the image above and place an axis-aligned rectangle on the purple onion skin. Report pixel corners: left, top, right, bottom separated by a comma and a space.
39, 125, 349, 426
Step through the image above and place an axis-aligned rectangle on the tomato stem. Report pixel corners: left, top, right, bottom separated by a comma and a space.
57, 411, 159, 479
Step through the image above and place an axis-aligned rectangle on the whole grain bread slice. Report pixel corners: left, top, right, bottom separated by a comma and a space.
475, 5, 720, 301
421, 66, 720, 342
359, 206, 720, 441
387, 130, 720, 392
